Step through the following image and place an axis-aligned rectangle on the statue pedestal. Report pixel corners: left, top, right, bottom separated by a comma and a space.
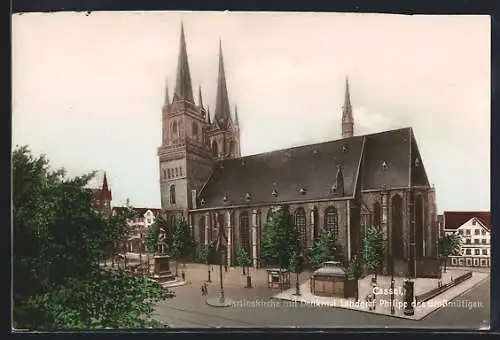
152, 255, 175, 283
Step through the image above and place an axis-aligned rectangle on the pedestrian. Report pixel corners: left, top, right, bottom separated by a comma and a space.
203, 283, 208, 296
201, 284, 205, 296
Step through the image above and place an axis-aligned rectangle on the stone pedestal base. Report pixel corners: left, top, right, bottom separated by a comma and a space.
152, 273, 176, 283
205, 297, 232, 307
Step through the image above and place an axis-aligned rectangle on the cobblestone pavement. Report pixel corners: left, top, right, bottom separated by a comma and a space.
153, 263, 490, 329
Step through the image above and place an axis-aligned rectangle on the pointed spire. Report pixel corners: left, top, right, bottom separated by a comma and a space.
164, 79, 170, 105
234, 104, 239, 126
341, 76, 354, 138
102, 172, 109, 191
198, 85, 204, 107
214, 39, 231, 128
207, 105, 211, 124
173, 20, 194, 103
344, 76, 352, 113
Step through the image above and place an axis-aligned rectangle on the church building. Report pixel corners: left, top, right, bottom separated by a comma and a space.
158, 23, 439, 277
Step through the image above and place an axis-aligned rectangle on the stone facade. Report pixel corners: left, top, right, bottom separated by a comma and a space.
157, 23, 439, 277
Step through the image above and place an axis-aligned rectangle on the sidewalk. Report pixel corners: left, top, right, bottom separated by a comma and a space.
272, 270, 489, 321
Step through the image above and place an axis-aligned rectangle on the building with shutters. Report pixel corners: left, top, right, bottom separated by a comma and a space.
441, 211, 491, 268
157, 22, 439, 276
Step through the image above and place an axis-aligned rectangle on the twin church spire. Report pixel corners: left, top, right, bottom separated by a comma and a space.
173, 21, 194, 103
166, 21, 236, 129
165, 21, 353, 139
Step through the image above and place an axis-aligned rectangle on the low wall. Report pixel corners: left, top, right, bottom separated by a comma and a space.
415, 271, 472, 304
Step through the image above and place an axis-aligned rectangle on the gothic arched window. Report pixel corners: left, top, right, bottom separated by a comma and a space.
373, 201, 382, 228
240, 211, 250, 254
169, 184, 176, 205
198, 216, 205, 245
324, 206, 339, 238
172, 121, 178, 136
295, 208, 307, 246
229, 141, 235, 155
212, 140, 218, 157
192, 122, 198, 138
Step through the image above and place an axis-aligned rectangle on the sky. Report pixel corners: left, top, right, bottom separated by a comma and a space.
12, 12, 490, 213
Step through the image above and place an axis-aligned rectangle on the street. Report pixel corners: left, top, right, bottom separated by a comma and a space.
153, 264, 490, 329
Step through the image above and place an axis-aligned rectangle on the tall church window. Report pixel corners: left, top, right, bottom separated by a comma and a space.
324, 207, 339, 238
391, 195, 404, 260
198, 216, 205, 245
172, 121, 178, 136
229, 141, 235, 156
169, 184, 176, 205
167, 169, 171, 179
373, 202, 382, 228
179, 167, 183, 176
192, 122, 198, 139
163, 169, 166, 179
295, 208, 307, 246
256, 210, 262, 257
240, 212, 250, 254
212, 140, 219, 157
175, 168, 178, 177
266, 209, 273, 223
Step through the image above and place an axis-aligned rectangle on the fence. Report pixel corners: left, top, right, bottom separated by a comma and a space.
415, 271, 472, 304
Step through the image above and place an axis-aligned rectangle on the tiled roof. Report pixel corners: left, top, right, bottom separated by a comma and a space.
112, 206, 162, 217
197, 127, 428, 209
443, 211, 491, 231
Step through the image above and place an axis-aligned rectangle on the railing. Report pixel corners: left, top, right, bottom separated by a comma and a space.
415, 271, 472, 304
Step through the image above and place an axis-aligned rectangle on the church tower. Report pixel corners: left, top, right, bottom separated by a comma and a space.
158, 22, 214, 221
207, 40, 241, 159
341, 77, 354, 138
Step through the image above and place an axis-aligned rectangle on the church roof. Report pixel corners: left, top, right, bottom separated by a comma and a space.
196, 127, 429, 210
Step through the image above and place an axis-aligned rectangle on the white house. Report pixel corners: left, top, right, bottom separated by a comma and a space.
442, 211, 491, 268
112, 206, 162, 253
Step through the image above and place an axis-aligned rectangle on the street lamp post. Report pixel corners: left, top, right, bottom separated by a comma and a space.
271, 189, 283, 292
404, 190, 416, 316
215, 212, 229, 306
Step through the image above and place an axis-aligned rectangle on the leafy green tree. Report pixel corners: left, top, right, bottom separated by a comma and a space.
362, 226, 385, 281
146, 218, 161, 255
235, 248, 251, 275
260, 206, 297, 272
170, 218, 196, 276
346, 255, 362, 301
289, 247, 304, 296
196, 244, 215, 282
309, 231, 340, 270
13, 145, 174, 330
438, 233, 463, 272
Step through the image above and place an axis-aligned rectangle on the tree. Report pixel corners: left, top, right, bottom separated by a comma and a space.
235, 248, 251, 275
235, 248, 252, 288
289, 247, 304, 296
309, 231, 340, 270
13, 145, 174, 330
438, 233, 462, 272
362, 226, 385, 281
346, 254, 362, 301
146, 218, 161, 255
260, 206, 296, 272
170, 218, 196, 277
197, 244, 215, 282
